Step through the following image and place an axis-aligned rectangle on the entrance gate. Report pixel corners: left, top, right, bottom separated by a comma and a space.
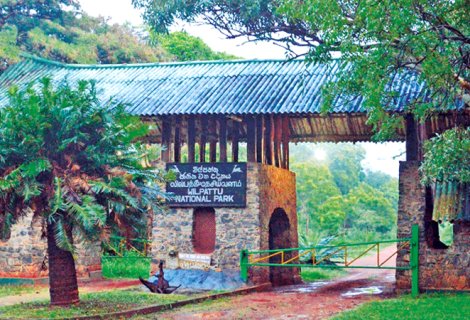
241, 225, 419, 297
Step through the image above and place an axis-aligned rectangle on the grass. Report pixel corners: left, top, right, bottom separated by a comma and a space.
0, 289, 189, 319
333, 293, 470, 320
0, 285, 40, 298
301, 268, 346, 282
102, 254, 151, 279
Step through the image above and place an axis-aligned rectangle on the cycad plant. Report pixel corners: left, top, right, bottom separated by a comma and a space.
0, 78, 166, 306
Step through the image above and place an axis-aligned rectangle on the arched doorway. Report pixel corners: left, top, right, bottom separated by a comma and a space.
269, 208, 292, 286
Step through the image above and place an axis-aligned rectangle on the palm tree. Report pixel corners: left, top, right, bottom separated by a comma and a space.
0, 79, 165, 306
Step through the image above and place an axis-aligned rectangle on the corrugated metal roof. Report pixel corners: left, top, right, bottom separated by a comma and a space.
0, 55, 428, 116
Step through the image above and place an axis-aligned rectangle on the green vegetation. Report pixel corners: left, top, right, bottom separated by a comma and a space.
0, 1, 238, 72
0, 79, 166, 305
333, 293, 470, 320
151, 31, 238, 61
0, 285, 39, 298
102, 253, 151, 279
0, 290, 189, 319
291, 144, 398, 247
300, 268, 345, 282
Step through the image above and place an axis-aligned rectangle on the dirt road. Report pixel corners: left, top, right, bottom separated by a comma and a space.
148, 245, 398, 320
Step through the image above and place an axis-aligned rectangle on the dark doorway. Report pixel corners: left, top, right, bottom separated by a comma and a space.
192, 207, 216, 254
269, 208, 292, 286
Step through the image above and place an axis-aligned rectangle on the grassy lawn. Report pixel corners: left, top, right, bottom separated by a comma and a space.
301, 268, 346, 282
0, 285, 41, 298
333, 293, 470, 320
0, 289, 189, 319
101, 255, 151, 279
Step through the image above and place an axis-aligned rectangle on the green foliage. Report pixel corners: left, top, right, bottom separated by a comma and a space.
150, 31, 238, 61
421, 127, 470, 185
291, 144, 398, 245
333, 293, 469, 320
102, 252, 151, 279
0, 78, 166, 251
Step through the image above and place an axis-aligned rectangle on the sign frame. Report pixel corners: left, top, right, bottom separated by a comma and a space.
165, 162, 247, 208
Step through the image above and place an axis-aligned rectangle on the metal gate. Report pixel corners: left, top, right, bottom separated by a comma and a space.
240, 224, 419, 297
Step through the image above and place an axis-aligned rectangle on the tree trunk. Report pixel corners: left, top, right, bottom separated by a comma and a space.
47, 222, 79, 306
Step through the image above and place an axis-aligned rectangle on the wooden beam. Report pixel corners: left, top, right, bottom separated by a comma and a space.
274, 116, 283, 167
174, 118, 181, 163
199, 117, 207, 162
246, 116, 256, 162
232, 121, 239, 162
187, 116, 196, 163
161, 117, 171, 162
219, 116, 227, 162
264, 115, 274, 165
282, 116, 290, 169
405, 114, 419, 161
256, 115, 265, 164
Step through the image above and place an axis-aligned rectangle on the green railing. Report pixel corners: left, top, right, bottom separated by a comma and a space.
241, 224, 419, 297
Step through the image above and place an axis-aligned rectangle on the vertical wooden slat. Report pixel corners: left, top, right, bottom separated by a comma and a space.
256, 115, 265, 164
187, 116, 196, 163
405, 114, 419, 161
200, 117, 207, 162
232, 121, 239, 162
264, 115, 274, 165
219, 116, 227, 162
246, 116, 256, 162
209, 117, 217, 162
274, 116, 283, 168
161, 117, 171, 162
282, 116, 290, 169
174, 117, 181, 163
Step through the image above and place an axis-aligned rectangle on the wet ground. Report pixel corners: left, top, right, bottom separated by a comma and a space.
138, 245, 398, 320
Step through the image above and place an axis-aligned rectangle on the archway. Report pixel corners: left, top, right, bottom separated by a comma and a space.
269, 208, 292, 286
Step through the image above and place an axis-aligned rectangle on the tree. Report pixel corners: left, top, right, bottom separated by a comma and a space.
0, 79, 165, 305
324, 144, 365, 195
150, 30, 238, 61
134, 0, 469, 138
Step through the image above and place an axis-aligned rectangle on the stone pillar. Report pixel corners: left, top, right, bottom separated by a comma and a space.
396, 161, 470, 292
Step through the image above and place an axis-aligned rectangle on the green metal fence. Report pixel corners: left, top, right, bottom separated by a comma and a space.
241, 224, 419, 297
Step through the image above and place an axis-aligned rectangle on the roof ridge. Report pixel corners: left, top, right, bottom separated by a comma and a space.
19, 52, 307, 69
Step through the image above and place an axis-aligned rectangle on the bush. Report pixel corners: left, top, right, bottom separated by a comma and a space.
101, 251, 151, 279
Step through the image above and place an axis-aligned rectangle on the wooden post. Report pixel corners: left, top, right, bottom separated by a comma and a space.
264, 115, 274, 165
232, 121, 239, 162
187, 117, 196, 163
405, 114, 419, 161
282, 116, 290, 169
219, 116, 227, 162
274, 116, 283, 168
161, 117, 171, 162
246, 116, 256, 162
174, 118, 181, 163
200, 117, 207, 162
256, 115, 265, 164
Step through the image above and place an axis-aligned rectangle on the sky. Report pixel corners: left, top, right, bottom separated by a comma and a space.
78, 0, 406, 177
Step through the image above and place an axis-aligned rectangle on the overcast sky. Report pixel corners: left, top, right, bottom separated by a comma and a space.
78, 0, 405, 177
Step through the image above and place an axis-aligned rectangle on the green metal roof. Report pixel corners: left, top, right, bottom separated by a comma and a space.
0, 54, 427, 116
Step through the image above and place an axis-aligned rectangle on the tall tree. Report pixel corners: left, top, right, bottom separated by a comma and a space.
0, 79, 165, 305
134, 0, 469, 138
149, 30, 238, 61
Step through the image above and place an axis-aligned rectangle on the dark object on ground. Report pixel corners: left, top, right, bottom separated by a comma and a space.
140, 261, 181, 294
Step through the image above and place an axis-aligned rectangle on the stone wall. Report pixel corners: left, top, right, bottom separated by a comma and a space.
252, 164, 300, 285
152, 163, 299, 285
0, 212, 101, 279
396, 161, 470, 291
